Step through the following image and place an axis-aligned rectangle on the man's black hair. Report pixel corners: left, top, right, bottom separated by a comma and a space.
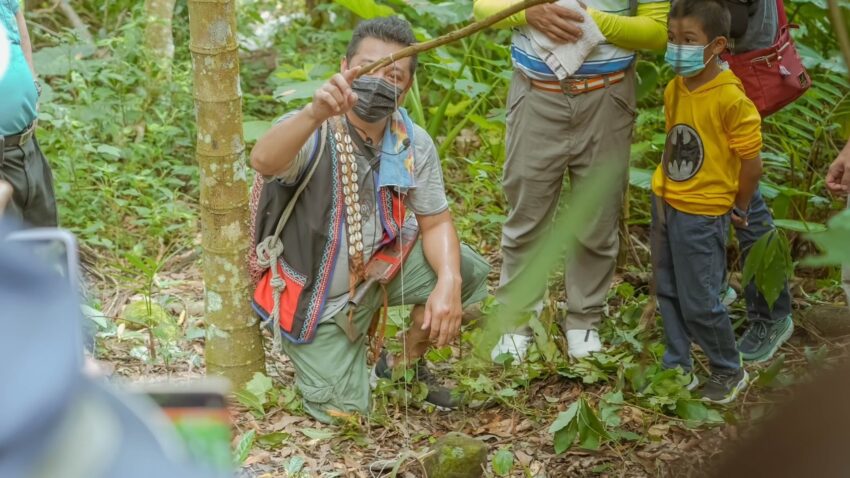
346, 17, 418, 76
670, 0, 732, 39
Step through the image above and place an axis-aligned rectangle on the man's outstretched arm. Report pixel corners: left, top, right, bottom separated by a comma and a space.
251, 67, 360, 177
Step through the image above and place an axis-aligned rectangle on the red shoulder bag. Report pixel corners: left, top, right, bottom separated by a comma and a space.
722, 0, 811, 117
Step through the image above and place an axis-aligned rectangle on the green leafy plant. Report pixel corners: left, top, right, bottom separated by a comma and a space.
742, 230, 795, 310
549, 396, 612, 453
491, 447, 514, 476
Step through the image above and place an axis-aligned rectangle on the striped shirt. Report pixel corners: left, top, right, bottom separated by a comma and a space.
505, 0, 669, 80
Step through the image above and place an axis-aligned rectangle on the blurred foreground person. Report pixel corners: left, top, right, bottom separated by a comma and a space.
0, 220, 223, 478
711, 357, 850, 477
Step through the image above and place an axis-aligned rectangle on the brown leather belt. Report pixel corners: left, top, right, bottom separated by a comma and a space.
3, 121, 37, 149
530, 71, 627, 96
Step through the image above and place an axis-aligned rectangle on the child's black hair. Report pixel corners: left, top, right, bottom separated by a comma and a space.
669, 0, 732, 39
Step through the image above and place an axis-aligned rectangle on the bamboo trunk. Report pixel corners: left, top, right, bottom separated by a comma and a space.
144, 0, 177, 79
188, 0, 265, 387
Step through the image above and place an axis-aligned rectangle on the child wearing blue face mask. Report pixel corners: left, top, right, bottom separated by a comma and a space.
650, 0, 763, 403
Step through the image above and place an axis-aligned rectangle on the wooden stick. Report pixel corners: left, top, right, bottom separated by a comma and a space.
359, 0, 556, 76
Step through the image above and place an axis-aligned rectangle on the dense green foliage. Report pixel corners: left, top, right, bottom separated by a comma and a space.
23, 0, 850, 463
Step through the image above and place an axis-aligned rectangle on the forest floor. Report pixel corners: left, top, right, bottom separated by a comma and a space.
84, 240, 849, 478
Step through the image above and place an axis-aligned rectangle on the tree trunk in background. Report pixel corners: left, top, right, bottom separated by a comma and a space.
187, 0, 265, 387
144, 0, 177, 79
305, 0, 330, 28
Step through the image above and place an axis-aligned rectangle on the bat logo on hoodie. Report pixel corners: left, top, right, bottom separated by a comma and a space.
662, 124, 704, 182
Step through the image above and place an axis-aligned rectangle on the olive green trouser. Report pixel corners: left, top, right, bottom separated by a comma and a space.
497, 68, 636, 332
0, 134, 58, 227
281, 241, 490, 424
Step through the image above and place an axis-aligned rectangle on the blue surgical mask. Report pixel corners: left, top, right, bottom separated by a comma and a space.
665, 41, 716, 78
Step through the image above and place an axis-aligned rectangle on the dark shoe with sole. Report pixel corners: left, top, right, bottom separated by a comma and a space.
738, 315, 794, 363
699, 368, 749, 404
370, 350, 460, 410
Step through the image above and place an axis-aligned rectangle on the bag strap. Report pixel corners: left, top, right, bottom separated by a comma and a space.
629, 0, 638, 17
776, 0, 789, 28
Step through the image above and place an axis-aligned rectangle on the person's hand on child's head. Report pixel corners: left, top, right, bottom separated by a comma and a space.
826, 141, 850, 195
0, 180, 12, 215
526, 3, 585, 44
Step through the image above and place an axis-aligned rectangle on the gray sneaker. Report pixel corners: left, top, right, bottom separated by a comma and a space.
699, 368, 749, 404
738, 315, 794, 363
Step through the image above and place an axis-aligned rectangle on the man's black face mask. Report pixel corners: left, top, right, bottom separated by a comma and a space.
351, 76, 401, 123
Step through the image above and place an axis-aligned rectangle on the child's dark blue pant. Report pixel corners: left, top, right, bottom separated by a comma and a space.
651, 195, 741, 373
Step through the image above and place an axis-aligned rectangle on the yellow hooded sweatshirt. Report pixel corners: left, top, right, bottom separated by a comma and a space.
652, 69, 762, 216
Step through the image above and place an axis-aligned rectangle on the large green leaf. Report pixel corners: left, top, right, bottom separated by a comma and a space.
273, 79, 326, 104
553, 421, 579, 454
805, 209, 850, 266
774, 219, 827, 233
245, 372, 274, 406
742, 230, 793, 309
243, 120, 272, 143
629, 167, 654, 190
33, 43, 96, 77
334, 0, 395, 19
548, 401, 580, 434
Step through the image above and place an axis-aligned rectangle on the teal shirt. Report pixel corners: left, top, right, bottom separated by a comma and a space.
0, 0, 38, 136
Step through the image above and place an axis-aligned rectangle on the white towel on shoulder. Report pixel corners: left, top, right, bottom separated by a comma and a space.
524, 0, 606, 80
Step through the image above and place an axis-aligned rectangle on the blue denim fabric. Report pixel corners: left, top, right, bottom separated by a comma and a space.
734, 189, 793, 323
651, 196, 741, 373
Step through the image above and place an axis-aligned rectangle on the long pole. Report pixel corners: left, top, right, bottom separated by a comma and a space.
359, 0, 556, 76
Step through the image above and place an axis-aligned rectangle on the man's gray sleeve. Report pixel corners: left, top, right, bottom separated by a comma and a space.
265, 112, 318, 184
406, 125, 449, 216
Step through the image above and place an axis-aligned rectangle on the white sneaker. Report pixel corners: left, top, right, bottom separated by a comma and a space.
491, 333, 533, 364
566, 329, 602, 360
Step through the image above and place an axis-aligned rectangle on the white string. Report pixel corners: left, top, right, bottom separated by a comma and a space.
391, 62, 412, 448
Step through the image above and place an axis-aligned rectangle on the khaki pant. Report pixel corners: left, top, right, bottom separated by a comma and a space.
281, 241, 490, 424
498, 69, 636, 331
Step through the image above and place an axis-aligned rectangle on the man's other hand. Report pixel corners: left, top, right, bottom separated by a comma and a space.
307, 67, 360, 123
421, 277, 463, 347
526, 3, 585, 44
826, 141, 850, 195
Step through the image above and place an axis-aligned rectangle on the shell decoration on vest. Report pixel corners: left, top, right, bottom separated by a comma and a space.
334, 124, 365, 280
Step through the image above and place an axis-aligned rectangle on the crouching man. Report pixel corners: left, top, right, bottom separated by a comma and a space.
249, 17, 490, 423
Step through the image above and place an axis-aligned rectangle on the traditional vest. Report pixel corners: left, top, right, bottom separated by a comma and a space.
251, 122, 406, 344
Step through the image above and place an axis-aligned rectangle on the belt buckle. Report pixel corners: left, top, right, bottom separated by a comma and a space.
561, 78, 581, 97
